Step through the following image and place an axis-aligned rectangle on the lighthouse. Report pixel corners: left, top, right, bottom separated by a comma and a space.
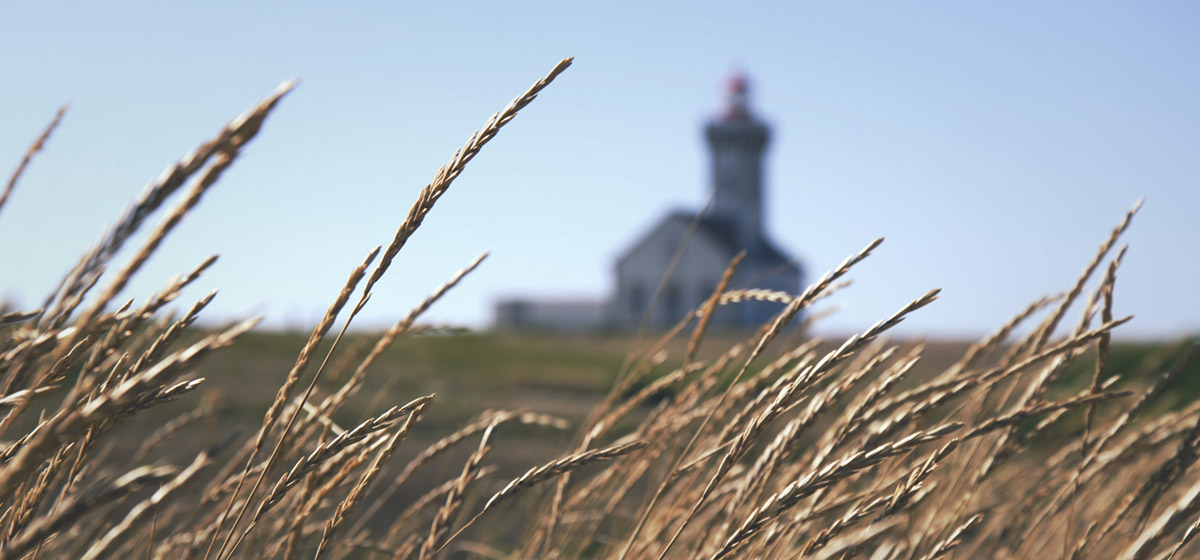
706, 74, 771, 250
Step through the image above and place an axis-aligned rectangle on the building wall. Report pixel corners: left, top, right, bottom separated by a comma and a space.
614, 219, 734, 329
727, 257, 803, 327
494, 298, 610, 332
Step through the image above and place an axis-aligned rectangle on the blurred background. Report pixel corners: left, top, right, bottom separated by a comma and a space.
1, 1, 1197, 339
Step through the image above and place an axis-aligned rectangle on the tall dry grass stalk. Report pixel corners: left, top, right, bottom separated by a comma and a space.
0, 57, 1197, 560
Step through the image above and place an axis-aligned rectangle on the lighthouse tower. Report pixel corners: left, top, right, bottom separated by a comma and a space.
705, 74, 770, 250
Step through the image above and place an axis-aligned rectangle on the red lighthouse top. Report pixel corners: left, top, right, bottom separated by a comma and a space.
722, 72, 753, 121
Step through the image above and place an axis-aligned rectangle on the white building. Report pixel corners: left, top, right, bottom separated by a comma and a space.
494, 74, 802, 332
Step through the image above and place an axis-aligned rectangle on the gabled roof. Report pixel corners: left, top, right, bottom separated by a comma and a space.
616, 210, 796, 270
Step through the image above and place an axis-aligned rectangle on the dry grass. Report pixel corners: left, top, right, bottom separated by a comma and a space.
1, 57, 1199, 560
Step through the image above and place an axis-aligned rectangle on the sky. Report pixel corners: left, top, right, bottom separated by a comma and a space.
1, 2, 1197, 340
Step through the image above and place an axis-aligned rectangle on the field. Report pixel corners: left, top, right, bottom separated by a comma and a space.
187, 331, 1200, 457
3, 58, 1200, 559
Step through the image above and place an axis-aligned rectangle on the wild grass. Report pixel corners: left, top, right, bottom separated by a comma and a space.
2, 57, 1199, 559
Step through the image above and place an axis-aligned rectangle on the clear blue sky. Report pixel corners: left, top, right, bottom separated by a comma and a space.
2, 2, 1197, 339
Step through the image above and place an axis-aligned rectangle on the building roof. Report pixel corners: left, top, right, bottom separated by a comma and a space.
616, 211, 796, 269
720, 72, 756, 123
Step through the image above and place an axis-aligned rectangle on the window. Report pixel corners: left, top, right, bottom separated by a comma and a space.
664, 283, 682, 323
629, 282, 645, 317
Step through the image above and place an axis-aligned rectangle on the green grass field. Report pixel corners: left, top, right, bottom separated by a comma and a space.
182, 330, 1199, 467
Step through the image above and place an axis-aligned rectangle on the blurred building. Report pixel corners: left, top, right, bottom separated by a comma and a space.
493, 298, 609, 333
494, 74, 801, 332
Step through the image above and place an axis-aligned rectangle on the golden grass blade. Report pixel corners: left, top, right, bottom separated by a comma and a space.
312, 253, 488, 424
436, 440, 647, 555
345, 410, 566, 544
1028, 199, 1141, 353
1, 105, 66, 219
685, 252, 744, 370
255, 395, 432, 520
916, 513, 984, 560
643, 297, 805, 559
374, 466, 498, 552
1164, 515, 1200, 560
712, 423, 962, 560
2, 465, 175, 558
312, 403, 426, 558
0, 310, 42, 325
418, 418, 497, 560
48, 84, 294, 320
0, 317, 257, 505
207, 247, 378, 560
359, 58, 573, 302
81, 434, 232, 560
